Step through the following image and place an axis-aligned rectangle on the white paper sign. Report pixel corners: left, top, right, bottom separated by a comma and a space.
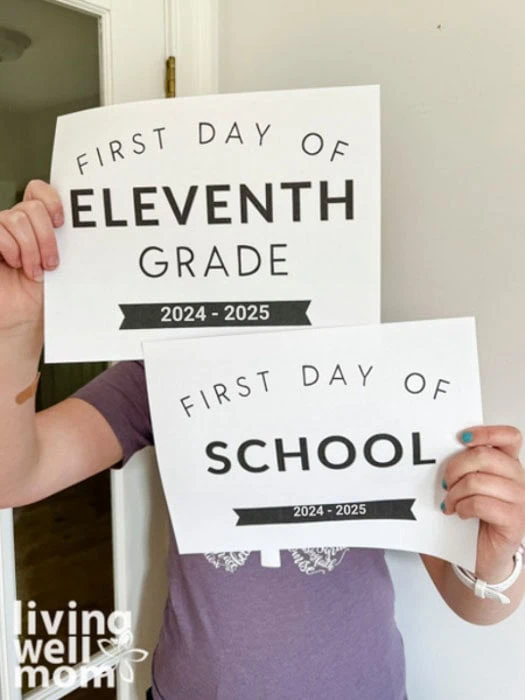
143, 317, 483, 569
45, 85, 380, 362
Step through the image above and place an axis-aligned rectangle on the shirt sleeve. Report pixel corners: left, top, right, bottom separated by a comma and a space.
71, 360, 153, 468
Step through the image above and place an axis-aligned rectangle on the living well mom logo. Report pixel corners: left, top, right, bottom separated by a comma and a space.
13, 600, 148, 689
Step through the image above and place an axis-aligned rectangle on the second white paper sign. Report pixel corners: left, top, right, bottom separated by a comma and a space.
144, 319, 482, 569
144, 318, 482, 569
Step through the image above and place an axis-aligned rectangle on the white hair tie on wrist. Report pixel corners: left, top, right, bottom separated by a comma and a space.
452, 549, 523, 605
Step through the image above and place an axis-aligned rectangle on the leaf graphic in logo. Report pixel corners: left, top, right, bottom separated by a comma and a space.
97, 637, 120, 660
119, 649, 149, 683
98, 629, 148, 683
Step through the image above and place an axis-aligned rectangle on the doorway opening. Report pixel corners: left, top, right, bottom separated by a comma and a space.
1, 1, 114, 696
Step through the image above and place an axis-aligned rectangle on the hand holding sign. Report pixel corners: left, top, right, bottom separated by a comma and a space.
443, 426, 525, 582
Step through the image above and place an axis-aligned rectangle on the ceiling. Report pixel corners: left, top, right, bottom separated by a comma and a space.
0, 0, 99, 111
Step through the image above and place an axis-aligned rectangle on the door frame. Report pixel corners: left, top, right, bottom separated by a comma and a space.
0, 1, 218, 698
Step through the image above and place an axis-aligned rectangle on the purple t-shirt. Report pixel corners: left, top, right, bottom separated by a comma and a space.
74, 361, 407, 700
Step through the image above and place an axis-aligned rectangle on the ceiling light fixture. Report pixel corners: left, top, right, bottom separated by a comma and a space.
0, 27, 31, 62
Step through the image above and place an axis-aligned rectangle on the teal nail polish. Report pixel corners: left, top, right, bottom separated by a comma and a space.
440, 500, 446, 513
461, 431, 473, 444
442, 478, 448, 490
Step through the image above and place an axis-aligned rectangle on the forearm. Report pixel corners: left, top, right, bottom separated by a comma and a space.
436, 553, 525, 625
0, 324, 43, 506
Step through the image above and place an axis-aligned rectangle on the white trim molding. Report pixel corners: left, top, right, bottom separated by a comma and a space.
0, 510, 19, 700
172, 0, 219, 96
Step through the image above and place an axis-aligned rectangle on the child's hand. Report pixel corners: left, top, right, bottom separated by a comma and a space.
442, 426, 525, 582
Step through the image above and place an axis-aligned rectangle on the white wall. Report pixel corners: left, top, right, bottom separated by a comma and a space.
217, 2, 525, 698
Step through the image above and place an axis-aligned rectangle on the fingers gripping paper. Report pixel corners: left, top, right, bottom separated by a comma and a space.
143, 318, 483, 571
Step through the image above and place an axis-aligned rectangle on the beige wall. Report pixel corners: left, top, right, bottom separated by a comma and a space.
218, 2, 525, 698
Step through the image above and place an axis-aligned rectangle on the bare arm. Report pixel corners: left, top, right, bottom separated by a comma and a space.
1, 391, 123, 509
0, 181, 122, 509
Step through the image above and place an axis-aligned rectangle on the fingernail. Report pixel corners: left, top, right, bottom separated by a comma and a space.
53, 213, 64, 227
46, 255, 59, 269
440, 500, 447, 513
442, 478, 448, 490
33, 266, 43, 282
461, 431, 474, 444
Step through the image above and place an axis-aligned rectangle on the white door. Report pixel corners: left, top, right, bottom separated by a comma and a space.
0, 1, 217, 698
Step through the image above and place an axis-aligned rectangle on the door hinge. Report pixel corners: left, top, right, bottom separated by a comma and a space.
165, 56, 176, 98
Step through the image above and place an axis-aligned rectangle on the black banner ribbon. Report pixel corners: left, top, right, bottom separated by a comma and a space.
119, 300, 311, 329
234, 499, 416, 526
